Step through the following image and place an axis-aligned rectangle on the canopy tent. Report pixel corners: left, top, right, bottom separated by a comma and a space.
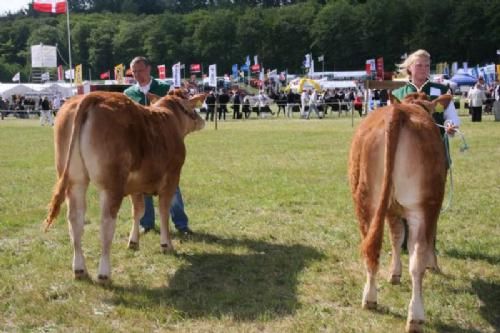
0, 83, 75, 101
320, 80, 357, 89
0, 84, 36, 100
450, 70, 477, 86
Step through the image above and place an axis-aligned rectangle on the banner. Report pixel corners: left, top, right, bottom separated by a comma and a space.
245, 56, 251, 67
57, 65, 63, 81
254, 55, 259, 65
376, 57, 384, 80
31, 44, 57, 68
365, 59, 376, 76
172, 63, 181, 87
304, 53, 311, 68
157, 64, 166, 79
232, 64, 238, 79
99, 71, 110, 80
33, 0, 67, 14
190, 63, 201, 73
208, 64, 217, 87
65, 69, 74, 80
12, 72, 20, 82
114, 63, 124, 83
251, 64, 260, 73
497, 65, 500, 81
75, 64, 83, 84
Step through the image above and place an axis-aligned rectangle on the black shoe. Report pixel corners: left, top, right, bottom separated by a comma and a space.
177, 227, 194, 236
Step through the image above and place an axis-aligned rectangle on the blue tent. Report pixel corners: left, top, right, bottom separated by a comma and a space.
450, 69, 477, 86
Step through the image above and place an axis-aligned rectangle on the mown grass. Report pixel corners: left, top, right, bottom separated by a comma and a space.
0, 113, 498, 333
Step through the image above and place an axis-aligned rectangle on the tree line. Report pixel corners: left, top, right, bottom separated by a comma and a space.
0, 0, 499, 83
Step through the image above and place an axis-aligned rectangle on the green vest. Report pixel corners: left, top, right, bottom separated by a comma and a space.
123, 79, 170, 106
392, 80, 447, 135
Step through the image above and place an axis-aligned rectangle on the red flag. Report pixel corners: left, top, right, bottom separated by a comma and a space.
57, 65, 64, 81
157, 65, 166, 79
33, 0, 67, 14
251, 64, 261, 73
376, 57, 384, 81
190, 64, 201, 73
100, 71, 110, 80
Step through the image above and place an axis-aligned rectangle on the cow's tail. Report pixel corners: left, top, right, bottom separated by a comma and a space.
361, 107, 403, 271
44, 95, 102, 231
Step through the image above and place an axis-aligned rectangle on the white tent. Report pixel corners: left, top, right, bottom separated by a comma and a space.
320, 80, 357, 90
0, 84, 36, 101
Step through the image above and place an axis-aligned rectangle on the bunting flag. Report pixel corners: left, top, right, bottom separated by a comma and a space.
65, 69, 74, 80
251, 64, 261, 73
75, 64, 83, 84
100, 71, 110, 80
12, 72, 20, 82
172, 62, 181, 87
114, 64, 124, 83
33, 0, 67, 14
157, 65, 166, 79
376, 57, 384, 80
57, 65, 64, 81
208, 64, 217, 87
190, 63, 201, 73
41, 72, 50, 81
318, 55, 324, 62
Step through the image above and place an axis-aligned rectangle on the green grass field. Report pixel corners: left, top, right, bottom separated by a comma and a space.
0, 113, 498, 332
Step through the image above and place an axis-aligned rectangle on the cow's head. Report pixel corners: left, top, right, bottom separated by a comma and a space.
153, 89, 206, 134
390, 92, 453, 115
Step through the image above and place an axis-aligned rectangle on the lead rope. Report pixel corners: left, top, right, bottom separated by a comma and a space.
436, 124, 469, 212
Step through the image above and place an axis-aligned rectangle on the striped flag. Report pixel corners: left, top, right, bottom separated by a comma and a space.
33, 0, 67, 14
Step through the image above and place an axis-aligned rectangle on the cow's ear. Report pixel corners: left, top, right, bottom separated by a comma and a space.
432, 94, 452, 112
389, 93, 400, 105
189, 94, 207, 109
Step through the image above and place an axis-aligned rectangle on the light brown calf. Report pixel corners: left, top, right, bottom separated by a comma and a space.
349, 93, 452, 333
44, 90, 205, 283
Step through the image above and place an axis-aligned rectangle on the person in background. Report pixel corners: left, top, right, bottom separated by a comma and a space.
205, 89, 216, 122
123, 56, 193, 236
40, 96, 53, 126
468, 82, 486, 122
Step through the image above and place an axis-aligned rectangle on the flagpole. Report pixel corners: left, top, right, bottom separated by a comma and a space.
66, 0, 73, 93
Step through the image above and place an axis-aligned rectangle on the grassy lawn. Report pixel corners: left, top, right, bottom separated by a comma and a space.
0, 112, 498, 332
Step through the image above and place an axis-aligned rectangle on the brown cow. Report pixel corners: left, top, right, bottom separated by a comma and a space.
349, 93, 452, 333
44, 89, 205, 283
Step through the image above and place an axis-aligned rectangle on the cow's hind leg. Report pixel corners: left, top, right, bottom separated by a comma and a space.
97, 190, 123, 284
387, 211, 404, 284
405, 214, 428, 333
127, 193, 145, 250
67, 183, 89, 280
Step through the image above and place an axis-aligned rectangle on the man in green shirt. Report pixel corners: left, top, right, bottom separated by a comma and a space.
124, 56, 193, 236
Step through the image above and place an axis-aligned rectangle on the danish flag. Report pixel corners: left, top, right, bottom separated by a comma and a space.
33, 0, 67, 14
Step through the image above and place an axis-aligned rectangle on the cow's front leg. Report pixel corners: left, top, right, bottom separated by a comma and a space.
158, 185, 177, 253
128, 193, 145, 250
97, 190, 122, 283
67, 183, 88, 280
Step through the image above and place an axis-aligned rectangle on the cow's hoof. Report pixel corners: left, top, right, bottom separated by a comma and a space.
389, 274, 401, 285
161, 243, 174, 254
362, 301, 377, 310
74, 269, 88, 280
406, 319, 424, 333
128, 241, 139, 251
97, 274, 111, 285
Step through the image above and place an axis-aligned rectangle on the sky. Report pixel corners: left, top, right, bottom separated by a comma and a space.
0, 0, 31, 15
